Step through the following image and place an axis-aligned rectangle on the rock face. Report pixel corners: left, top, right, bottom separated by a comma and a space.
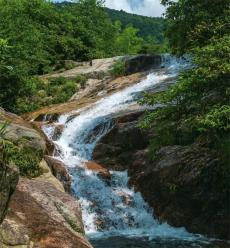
0, 108, 46, 153
25, 72, 143, 121
129, 145, 230, 239
93, 109, 230, 239
125, 55, 162, 75
44, 156, 71, 193
93, 110, 149, 171
43, 57, 121, 80
0, 162, 19, 224
0, 108, 92, 247
0, 178, 93, 248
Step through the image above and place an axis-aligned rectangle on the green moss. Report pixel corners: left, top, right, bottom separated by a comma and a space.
2, 140, 42, 178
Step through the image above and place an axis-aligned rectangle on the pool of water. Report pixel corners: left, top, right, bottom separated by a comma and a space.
90, 237, 229, 248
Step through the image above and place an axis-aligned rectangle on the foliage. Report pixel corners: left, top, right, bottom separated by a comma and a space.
0, 120, 42, 177
106, 8, 166, 44
141, 0, 230, 162
12, 76, 87, 114
0, 0, 116, 113
0, 0, 164, 114
139, 36, 169, 54
111, 59, 126, 77
161, 0, 230, 55
2, 139, 42, 177
113, 23, 143, 55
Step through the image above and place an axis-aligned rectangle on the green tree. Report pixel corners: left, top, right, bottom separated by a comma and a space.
115, 25, 143, 55
141, 0, 230, 157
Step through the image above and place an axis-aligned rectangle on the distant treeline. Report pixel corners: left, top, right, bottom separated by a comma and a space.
105, 8, 166, 43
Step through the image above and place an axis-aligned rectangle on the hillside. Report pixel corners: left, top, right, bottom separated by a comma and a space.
55, 2, 166, 43
106, 8, 166, 43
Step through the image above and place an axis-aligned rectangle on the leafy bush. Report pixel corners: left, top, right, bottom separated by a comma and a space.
1, 139, 42, 177
141, 0, 230, 164
111, 59, 126, 77
6, 74, 87, 113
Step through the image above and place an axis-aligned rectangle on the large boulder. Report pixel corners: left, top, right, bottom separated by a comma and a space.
129, 144, 230, 239
0, 162, 19, 224
0, 108, 46, 153
125, 55, 162, 75
93, 110, 149, 171
44, 156, 71, 193
0, 178, 93, 248
85, 161, 111, 183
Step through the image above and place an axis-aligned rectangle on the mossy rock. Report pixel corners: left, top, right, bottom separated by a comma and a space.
2, 139, 42, 178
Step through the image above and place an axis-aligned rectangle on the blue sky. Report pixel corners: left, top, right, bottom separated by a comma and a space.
54, 0, 165, 17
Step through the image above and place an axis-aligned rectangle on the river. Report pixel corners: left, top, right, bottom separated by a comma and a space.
42, 57, 223, 247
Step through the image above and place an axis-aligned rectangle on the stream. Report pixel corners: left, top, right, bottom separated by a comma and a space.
42, 57, 223, 247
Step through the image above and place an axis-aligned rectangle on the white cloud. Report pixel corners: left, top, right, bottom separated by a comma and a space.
104, 0, 165, 17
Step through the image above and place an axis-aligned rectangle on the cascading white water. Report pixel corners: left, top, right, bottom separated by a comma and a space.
43, 57, 201, 241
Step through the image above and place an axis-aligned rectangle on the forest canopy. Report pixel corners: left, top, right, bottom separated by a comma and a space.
141, 0, 230, 165
0, 0, 166, 114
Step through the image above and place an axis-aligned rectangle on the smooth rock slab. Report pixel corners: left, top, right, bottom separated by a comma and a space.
0, 178, 93, 248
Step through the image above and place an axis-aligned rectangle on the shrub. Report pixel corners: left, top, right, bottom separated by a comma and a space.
2, 139, 42, 177
111, 59, 126, 77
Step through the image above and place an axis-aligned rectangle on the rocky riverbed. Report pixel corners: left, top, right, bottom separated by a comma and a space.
0, 55, 229, 248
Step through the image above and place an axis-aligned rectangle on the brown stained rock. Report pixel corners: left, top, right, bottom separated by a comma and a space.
85, 161, 111, 183
44, 156, 71, 193
0, 179, 93, 248
52, 124, 65, 141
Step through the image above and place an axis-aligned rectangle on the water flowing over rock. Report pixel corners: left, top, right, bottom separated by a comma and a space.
41, 57, 199, 242
92, 108, 230, 239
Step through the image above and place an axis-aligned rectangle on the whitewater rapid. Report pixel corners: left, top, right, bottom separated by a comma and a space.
42, 57, 203, 241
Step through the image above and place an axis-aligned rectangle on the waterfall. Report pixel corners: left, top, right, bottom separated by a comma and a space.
42, 57, 200, 241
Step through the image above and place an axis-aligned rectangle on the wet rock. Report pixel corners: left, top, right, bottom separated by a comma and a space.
85, 161, 111, 183
31, 122, 56, 156
45, 155, 71, 193
125, 55, 162, 75
0, 178, 93, 248
34, 113, 60, 122
93, 111, 149, 171
130, 144, 230, 239
52, 124, 65, 141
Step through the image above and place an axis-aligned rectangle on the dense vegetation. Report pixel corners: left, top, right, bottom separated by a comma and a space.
141, 0, 230, 181
0, 122, 42, 177
106, 8, 166, 43
0, 0, 166, 114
